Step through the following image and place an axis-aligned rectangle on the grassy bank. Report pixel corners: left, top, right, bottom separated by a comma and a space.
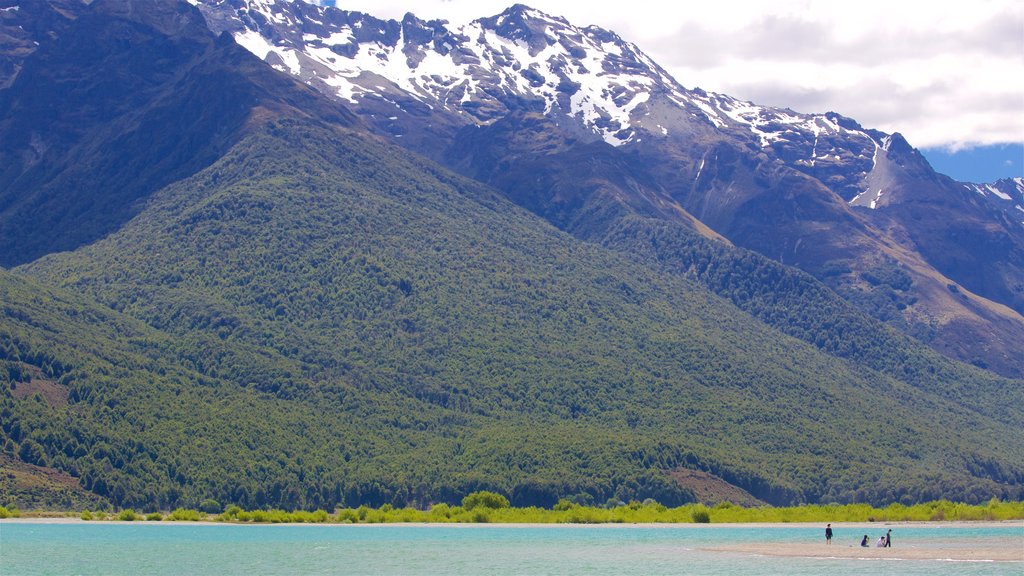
4, 496, 1023, 524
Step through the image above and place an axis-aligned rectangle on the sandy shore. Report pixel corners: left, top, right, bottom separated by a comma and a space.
709, 542, 1024, 563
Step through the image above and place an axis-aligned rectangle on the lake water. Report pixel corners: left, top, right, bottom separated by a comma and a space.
1, 522, 1021, 575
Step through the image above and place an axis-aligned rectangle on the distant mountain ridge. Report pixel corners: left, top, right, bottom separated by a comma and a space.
188, 0, 1024, 376
964, 177, 1024, 220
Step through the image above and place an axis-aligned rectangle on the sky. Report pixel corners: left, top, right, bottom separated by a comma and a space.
322, 0, 1023, 182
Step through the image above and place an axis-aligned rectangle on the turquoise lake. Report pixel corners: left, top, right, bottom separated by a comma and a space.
1, 522, 1021, 575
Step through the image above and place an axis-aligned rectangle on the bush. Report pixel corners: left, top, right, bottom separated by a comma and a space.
80, 510, 94, 521
0, 506, 10, 519
605, 498, 625, 509
553, 498, 577, 511
691, 507, 711, 523
336, 509, 359, 523
566, 508, 604, 524
429, 503, 451, 519
146, 512, 163, 521
265, 509, 291, 523
462, 491, 510, 511
198, 499, 222, 514
169, 508, 203, 521
118, 509, 139, 521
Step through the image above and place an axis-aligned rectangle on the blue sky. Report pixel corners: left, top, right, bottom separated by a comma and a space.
921, 144, 1024, 184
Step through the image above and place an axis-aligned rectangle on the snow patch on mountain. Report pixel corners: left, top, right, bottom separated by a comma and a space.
964, 178, 1024, 223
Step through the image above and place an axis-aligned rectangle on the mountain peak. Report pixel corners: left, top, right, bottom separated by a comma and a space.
476, 4, 575, 55
500, 3, 558, 21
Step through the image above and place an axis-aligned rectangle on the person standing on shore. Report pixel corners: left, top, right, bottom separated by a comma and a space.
825, 524, 833, 545
885, 529, 891, 548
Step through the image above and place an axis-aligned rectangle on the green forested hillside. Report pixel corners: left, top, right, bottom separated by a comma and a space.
598, 216, 1022, 425
6, 118, 1022, 510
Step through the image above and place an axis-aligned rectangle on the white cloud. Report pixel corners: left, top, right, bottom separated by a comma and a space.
329, 0, 1024, 149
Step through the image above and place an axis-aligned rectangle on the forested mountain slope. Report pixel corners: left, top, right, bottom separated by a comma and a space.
0, 0, 1021, 510
14, 117, 1024, 507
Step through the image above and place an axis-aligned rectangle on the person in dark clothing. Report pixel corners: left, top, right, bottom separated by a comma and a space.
860, 535, 869, 547
825, 524, 833, 545
885, 529, 891, 547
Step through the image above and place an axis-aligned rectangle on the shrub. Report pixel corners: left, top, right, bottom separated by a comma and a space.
146, 512, 163, 521
356, 505, 370, 521
0, 506, 10, 519
221, 505, 242, 520
118, 509, 138, 521
288, 510, 328, 523
691, 507, 711, 524
199, 499, 222, 514
642, 499, 667, 512
80, 510, 94, 521
169, 508, 203, 521
336, 509, 359, 523
266, 509, 291, 523
429, 503, 451, 519
462, 491, 510, 511
471, 510, 490, 523
605, 498, 625, 509
394, 508, 420, 522
567, 509, 603, 524
553, 499, 577, 511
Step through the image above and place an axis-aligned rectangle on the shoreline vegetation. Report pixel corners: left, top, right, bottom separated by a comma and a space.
2, 494, 1023, 525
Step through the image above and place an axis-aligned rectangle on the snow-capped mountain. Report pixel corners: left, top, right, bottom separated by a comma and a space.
193, 0, 899, 199
189, 0, 1024, 374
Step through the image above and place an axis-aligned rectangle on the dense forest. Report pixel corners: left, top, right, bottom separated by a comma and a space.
4, 119, 1022, 511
